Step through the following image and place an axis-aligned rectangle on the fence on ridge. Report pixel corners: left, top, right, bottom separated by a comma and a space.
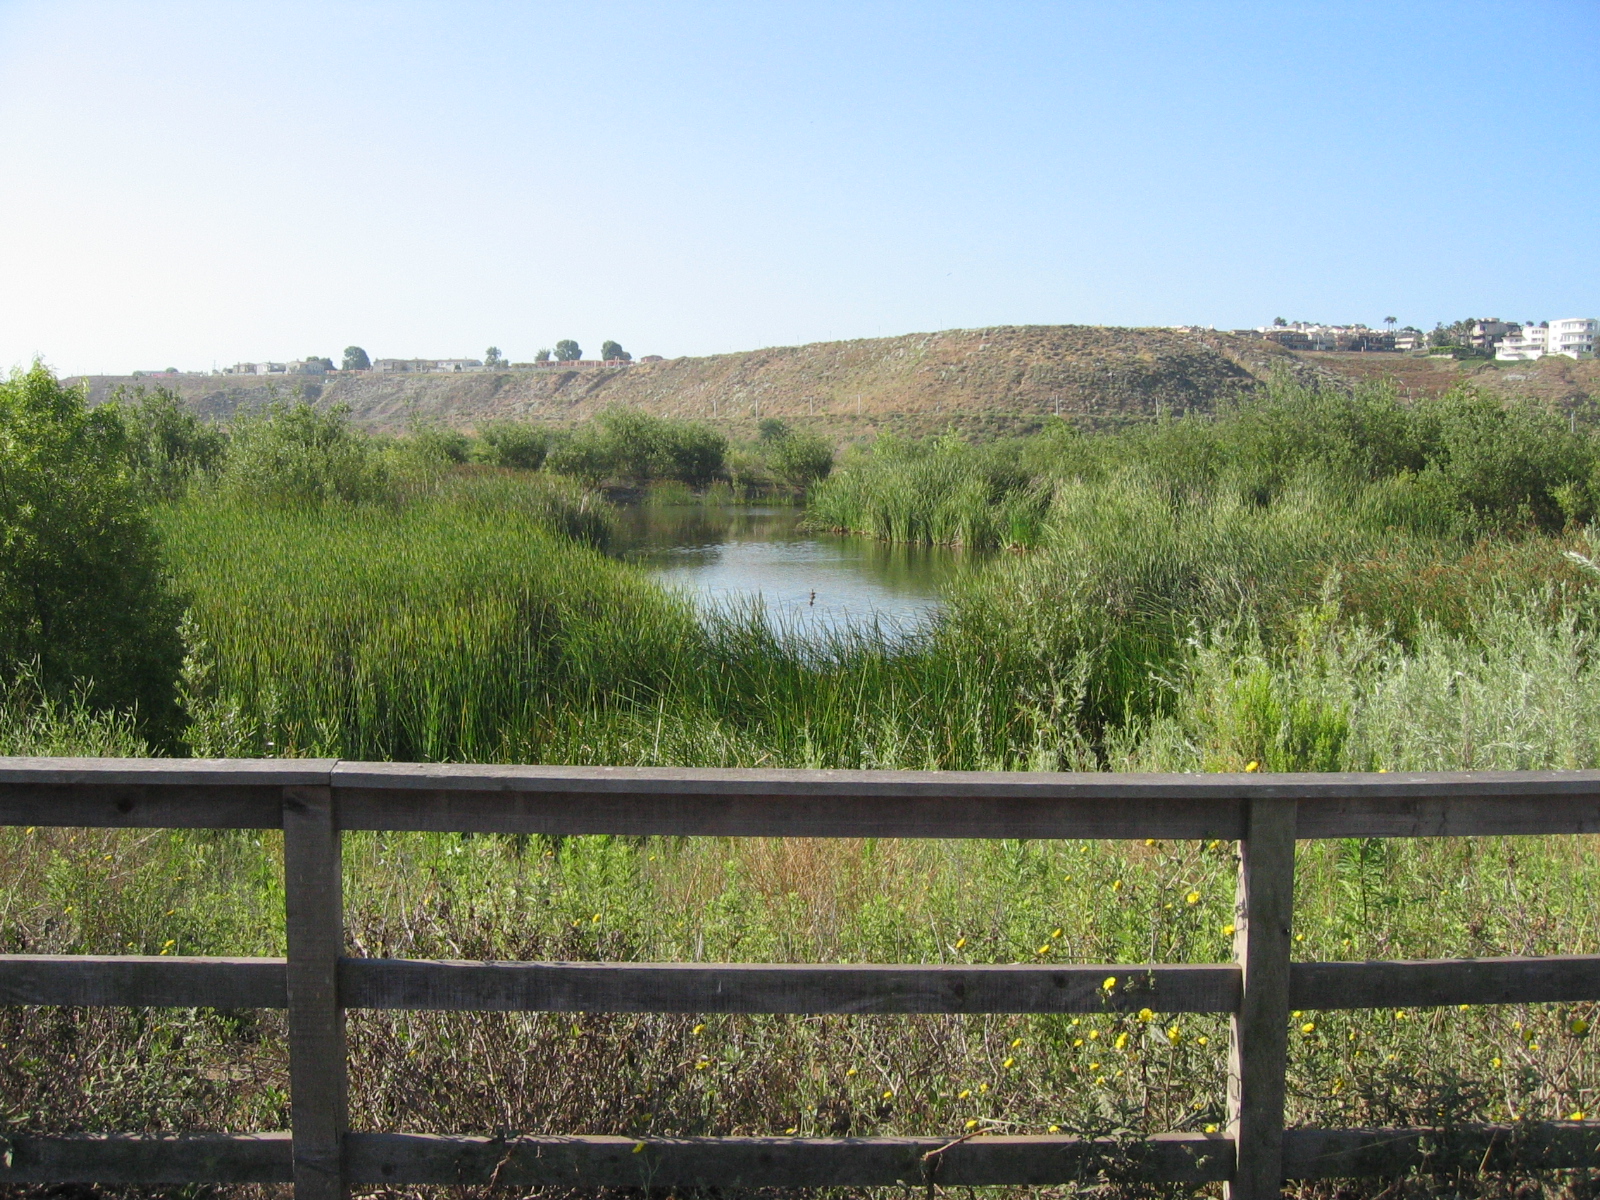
4, 758, 1600, 1198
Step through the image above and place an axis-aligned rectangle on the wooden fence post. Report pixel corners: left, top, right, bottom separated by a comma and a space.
283, 785, 349, 1200
1226, 797, 1296, 1200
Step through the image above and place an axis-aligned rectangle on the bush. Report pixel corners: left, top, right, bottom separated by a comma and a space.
765, 428, 834, 488
109, 385, 227, 501
547, 409, 727, 489
216, 402, 388, 506
0, 365, 184, 737
473, 422, 550, 470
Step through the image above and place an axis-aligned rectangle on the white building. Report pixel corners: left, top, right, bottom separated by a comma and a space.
1496, 319, 1596, 361
1549, 318, 1597, 359
1495, 325, 1546, 360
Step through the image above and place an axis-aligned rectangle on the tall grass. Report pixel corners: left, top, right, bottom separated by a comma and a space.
13, 380, 1600, 1194
162, 489, 695, 762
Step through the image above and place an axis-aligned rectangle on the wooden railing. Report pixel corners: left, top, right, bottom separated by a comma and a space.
5, 759, 1600, 1198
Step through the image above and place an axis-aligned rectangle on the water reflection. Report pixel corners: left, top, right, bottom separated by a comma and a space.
611, 505, 978, 636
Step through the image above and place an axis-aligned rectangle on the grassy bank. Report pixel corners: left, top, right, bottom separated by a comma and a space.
9, 379, 1600, 1194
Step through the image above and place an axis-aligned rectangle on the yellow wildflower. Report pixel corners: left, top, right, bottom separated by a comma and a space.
1137, 1008, 1154, 1022
1102, 976, 1117, 991
1245, 761, 1260, 772
1185, 891, 1201, 905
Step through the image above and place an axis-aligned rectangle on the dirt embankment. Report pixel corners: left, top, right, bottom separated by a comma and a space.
71, 326, 1301, 438
70, 326, 1600, 438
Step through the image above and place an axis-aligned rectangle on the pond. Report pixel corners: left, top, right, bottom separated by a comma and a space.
611, 504, 980, 637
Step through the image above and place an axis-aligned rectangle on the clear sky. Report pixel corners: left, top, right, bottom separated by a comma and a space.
1, 1, 1595, 376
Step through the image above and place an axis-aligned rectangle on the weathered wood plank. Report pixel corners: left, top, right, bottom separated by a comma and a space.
344, 1131, 1233, 1188
0, 757, 333, 829
1, 757, 1599, 837
0, 955, 286, 1008
334, 786, 1245, 839
0, 1132, 292, 1183
282, 786, 348, 1200
1226, 797, 1297, 1200
339, 959, 1240, 1014
1291, 955, 1600, 1010
332, 762, 1600, 839
1284, 1122, 1600, 1177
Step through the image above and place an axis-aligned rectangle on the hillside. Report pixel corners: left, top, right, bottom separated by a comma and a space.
70, 325, 1600, 438
72, 326, 1301, 437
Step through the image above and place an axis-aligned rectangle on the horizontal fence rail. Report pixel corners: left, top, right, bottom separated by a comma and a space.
4, 758, 1600, 1198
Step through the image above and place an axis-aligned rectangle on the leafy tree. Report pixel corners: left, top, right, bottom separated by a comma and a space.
217, 401, 387, 506
554, 340, 582, 362
546, 408, 726, 488
1272, 317, 1288, 327
766, 428, 834, 487
601, 340, 631, 363
474, 422, 550, 470
342, 346, 371, 371
0, 365, 185, 737
107, 385, 227, 501
758, 417, 789, 442
485, 347, 505, 368
534, 348, 552, 363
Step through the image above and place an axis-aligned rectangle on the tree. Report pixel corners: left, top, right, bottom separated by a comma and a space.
534, 348, 552, 363
342, 346, 371, 371
1272, 317, 1288, 327
0, 365, 185, 738
217, 401, 388, 507
485, 346, 504, 368
601, 340, 631, 363
107, 385, 227, 501
1384, 316, 1398, 329
554, 340, 582, 362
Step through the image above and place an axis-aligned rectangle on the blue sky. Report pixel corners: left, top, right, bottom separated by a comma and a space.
1, 1, 1595, 375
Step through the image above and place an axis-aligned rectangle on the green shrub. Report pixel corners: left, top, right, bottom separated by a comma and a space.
473, 422, 550, 470
107, 385, 227, 501
216, 401, 387, 506
0, 365, 185, 737
547, 408, 727, 489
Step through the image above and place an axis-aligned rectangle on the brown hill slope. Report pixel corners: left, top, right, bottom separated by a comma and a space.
73, 325, 1304, 437
72, 326, 1600, 438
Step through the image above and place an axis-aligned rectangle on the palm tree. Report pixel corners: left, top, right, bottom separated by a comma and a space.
1384, 316, 1397, 329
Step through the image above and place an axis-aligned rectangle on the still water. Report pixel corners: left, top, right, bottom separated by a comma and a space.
612, 505, 978, 636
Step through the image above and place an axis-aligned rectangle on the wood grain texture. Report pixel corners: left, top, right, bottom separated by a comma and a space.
328, 763, 1600, 838
344, 1131, 1233, 1188
339, 959, 1240, 1014
282, 786, 348, 1200
1283, 1122, 1600, 1177
0, 757, 1598, 837
0, 757, 333, 829
0, 1133, 292, 1183
1226, 797, 1297, 1200
1290, 956, 1600, 1010
0, 955, 286, 1008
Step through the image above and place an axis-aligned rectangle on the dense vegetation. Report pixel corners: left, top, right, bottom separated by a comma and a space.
8, 366, 1600, 1194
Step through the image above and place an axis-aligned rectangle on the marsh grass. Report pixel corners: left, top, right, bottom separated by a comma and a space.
13, 386, 1600, 1196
